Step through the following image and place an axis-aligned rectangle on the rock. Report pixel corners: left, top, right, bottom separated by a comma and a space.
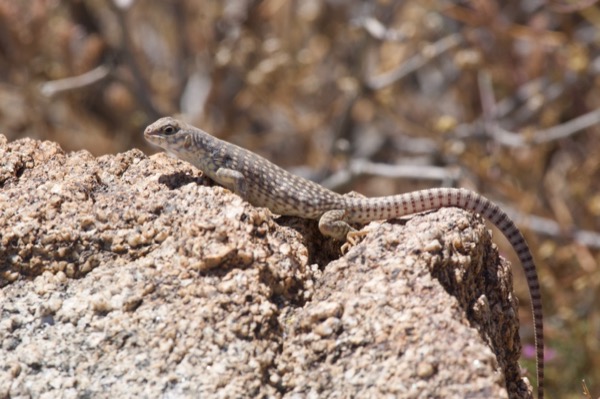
0, 135, 532, 398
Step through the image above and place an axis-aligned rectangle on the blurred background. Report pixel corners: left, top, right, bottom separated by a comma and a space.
1, 0, 599, 397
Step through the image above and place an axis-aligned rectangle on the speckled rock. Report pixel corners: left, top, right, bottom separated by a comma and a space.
0, 135, 532, 398
278, 209, 531, 399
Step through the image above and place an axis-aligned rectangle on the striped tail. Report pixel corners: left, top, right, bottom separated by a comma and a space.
347, 187, 544, 398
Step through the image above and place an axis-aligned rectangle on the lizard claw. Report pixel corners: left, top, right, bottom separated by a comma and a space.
341, 229, 371, 254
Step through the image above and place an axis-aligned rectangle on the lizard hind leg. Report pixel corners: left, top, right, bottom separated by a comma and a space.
318, 209, 353, 240
319, 209, 369, 253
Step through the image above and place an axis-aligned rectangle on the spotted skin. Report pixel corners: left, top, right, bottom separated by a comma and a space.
144, 117, 543, 398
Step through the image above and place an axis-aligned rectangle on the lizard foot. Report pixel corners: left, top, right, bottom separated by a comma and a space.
341, 229, 371, 254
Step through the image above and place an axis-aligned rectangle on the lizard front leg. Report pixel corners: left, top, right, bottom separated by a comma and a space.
215, 168, 248, 198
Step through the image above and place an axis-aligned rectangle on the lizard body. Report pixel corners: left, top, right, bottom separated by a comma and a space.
144, 116, 544, 398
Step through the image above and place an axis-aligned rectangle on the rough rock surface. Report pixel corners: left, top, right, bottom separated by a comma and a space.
0, 135, 533, 398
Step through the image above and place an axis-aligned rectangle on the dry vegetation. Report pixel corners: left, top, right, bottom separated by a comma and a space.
0, 0, 599, 397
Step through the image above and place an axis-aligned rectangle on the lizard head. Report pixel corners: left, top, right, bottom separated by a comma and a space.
144, 117, 218, 171
143, 117, 188, 149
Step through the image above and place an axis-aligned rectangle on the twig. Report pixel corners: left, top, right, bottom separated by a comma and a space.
107, 1, 160, 119
581, 379, 593, 399
366, 33, 463, 90
321, 159, 461, 191
511, 80, 567, 127
39, 65, 110, 97
456, 74, 593, 147
478, 70, 498, 137
354, 17, 409, 42
501, 204, 600, 249
550, 0, 599, 13
532, 107, 600, 143
454, 77, 551, 140
486, 107, 600, 148
493, 77, 548, 121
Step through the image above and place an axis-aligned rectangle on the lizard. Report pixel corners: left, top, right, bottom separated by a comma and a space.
144, 116, 544, 399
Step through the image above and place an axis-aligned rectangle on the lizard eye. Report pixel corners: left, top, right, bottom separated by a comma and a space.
163, 125, 177, 135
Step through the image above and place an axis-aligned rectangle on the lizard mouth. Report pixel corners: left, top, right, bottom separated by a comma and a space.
143, 129, 165, 147
143, 127, 156, 138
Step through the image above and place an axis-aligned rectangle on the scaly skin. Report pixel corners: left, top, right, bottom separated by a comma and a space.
144, 116, 544, 398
